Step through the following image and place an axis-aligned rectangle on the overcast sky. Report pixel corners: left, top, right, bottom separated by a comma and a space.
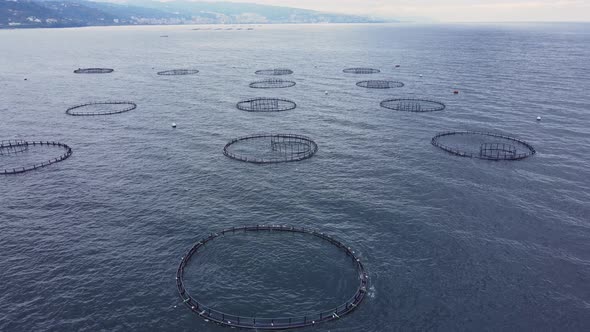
175, 0, 590, 22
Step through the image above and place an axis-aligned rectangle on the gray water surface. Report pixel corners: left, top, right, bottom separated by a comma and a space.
0, 23, 589, 331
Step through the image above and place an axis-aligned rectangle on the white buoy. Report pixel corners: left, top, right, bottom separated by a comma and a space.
419, 74, 423, 77
537, 116, 542, 121
172, 122, 177, 128
325, 91, 329, 95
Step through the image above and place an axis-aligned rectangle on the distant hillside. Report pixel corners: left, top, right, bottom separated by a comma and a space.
0, 0, 390, 28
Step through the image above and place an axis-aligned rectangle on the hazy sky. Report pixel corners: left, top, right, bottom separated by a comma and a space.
184, 0, 590, 22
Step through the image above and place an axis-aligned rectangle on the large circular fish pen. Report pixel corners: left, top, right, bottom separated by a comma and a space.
380, 98, 446, 112
357, 80, 404, 89
66, 101, 137, 116
176, 225, 368, 330
431, 131, 536, 160
224, 134, 318, 164
249, 79, 296, 89
236, 98, 297, 112
343, 68, 380, 74
1, 141, 72, 175
255, 69, 294, 76
73, 68, 114, 74
157, 69, 199, 76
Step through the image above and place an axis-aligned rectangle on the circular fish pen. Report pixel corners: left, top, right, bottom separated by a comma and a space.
176, 225, 368, 330
431, 131, 536, 161
255, 69, 294, 76
249, 79, 296, 89
380, 98, 446, 112
224, 134, 318, 164
1, 141, 72, 175
236, 98, 296, 112
73, 68, 114, 74
157, 69, 199, 76
357, 80, 404, 89
66, 101, 137, 116
0, 140, 29, 155
343, 68, 380, 74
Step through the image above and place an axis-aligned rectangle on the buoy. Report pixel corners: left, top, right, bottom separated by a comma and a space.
537, 116, 542, 121
24, 78, 28, 81
419, 74, 423, 77
395, 65, 400, 68
172, 123, 177, 128
325, 91, 329, 95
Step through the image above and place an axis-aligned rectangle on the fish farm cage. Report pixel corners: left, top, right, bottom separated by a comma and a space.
157, 69, 200, 76
176, 225, 368, 330
380, 98, 446, 112
0, 140, 28, 155
343, 68, 380, 74
249, 79, 296, 89
224, 134, 318, 164
73, 68, 114, 74
1, 141, 72, 175
356, 80, 404, 89
255, 69, 294, 76
431, 131, 536, 161
66, 101, 137, 116
236, 98, 297, 112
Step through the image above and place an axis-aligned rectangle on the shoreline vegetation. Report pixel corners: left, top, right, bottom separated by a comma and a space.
0, 0, 393, 30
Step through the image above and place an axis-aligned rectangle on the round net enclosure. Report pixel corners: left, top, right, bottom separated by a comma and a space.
380, 98, 446, 112
157, 69, 199, 76
255, 69, 294, 76
1, 141, 73, 175
66, 101, 137, 116
177, 225, 368, 330
73, 68, 114, 74
236, 98, 297, 112
357, 80, 404, 89
343, 68, 380, 74
224, 134, 318, 164
249, 79, 296, 89
431, 131, 536, 161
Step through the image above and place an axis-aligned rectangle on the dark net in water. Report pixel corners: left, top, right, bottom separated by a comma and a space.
157, 69, 200, 76
0, 141, 73, 175
73, 68, 114, 74
66, 101, 137, 116
380, 98, 446, 112
176, 225, 368, 330
250, 79, 296, 89
255, 69, 294, 76
224, 134, 318, 164
357, 80, 404, 89
343, 68, 380, 74
431, 131, 536, 161
236, 98, 297, 112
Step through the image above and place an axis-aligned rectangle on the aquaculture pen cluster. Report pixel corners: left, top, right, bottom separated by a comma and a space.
223, 134, 318, 164
0, 141, 72, 175
176, 225, 368, 330
431, 131, 536, 160
65, 101, 137, 116
2, 58, 539, 332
